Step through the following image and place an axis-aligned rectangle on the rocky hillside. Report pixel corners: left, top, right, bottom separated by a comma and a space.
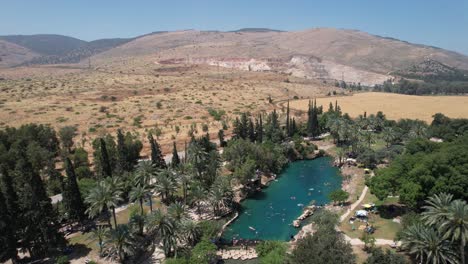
92, 28, 468, 85
2, 28, 468, 85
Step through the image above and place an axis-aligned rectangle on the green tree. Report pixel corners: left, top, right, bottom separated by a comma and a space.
289, 230, 355, 264
286, 100, 290, 137
0, 191, 17, 263
99, 138, 112, 178
190, 183, 207, 216
116, 129, 127, 174
106, 224, 135, 263
176, 164, 193, 205
59, 126, 77, 153
146, 209, 177, 257
91, 226, 108, 257
255, 115, 263, 143
63, 157, 85, 222
218, 129, 226, 147
180, 220, 201, 247
85, 178, 123, 229
171, 142, 180, 168
365, 248, 408, 264
129, 183, 151, 215
400, 223, 458, 264
189, 239, 218, 264
422, 193, 468, 264
16, 157, 64, 257
168, 201, 188, 222
149, 133, 166, 169
329, 189, 350, 205
154, 169, 177, 203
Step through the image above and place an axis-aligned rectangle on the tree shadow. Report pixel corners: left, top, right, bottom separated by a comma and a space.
378, 204, 407, 219
248, 191, 267, 200
67, 243, 92, 261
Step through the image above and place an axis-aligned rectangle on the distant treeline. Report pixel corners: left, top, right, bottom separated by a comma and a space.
373, 78, 468, 95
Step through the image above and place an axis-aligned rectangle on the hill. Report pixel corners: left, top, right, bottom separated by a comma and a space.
1, 28, 468, 85
0, 34, 133, 67
0, 34, 86, 56
91, 28, 468, 85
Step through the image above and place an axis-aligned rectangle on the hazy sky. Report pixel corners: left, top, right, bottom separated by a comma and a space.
1, 0, 468, 55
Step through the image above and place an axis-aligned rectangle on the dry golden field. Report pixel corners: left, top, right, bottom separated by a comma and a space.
289, 92, 468, 122
0, 63, 337, 155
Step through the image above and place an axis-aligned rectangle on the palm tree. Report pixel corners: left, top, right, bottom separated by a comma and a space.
188, 143, 207, 179
129, 213, 145, 236
129, 184, 152, 215
441, 200, 468, 264
359, 130, 374, 149
422, 193, 454, 226
106, 224, 135, 263
209, 178, 233, 217
154, 169, 177, 203
180, 220, 201, 247
134, 160, 157, 187
168, 201, 188, 222
177, 164, 193, 205
146, 209, 177, 257
85, 179, 123, 229
190, 183, 207, 216
91, 226, 108, 257
382, 127, 396, 148
400, 223, 459, 264
423, 193, 468, 264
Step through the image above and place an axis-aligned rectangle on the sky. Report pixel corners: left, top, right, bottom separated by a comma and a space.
1, 0, 468, 55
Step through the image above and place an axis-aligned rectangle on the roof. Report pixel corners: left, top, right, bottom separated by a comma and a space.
50, 193, 63, 204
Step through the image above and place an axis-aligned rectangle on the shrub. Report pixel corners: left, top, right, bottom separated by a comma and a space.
55, 255, 69, 264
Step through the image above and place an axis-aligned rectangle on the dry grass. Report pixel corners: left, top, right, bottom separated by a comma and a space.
289, 92, 468, 122
0, 63, 337, 156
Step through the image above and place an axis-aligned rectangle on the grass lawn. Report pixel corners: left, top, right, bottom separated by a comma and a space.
371, 137, 387, 151
340, 192, 402, 241
116, 197, 163, 225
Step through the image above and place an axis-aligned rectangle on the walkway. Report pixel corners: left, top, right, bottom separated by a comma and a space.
338, 183, 399, 246
340, 186, 369, 223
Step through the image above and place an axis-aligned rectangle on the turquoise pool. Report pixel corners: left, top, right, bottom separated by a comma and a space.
222, 157, 342, 241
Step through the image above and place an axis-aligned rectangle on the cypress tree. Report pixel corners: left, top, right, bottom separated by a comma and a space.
218, 129, 225, 147
148, 133, 166, 169
16, 157, 63, 257
291, 117, 297, 136
116, 129, 127, 174
286, 100, 290, 136
240, 113, 248, 139
63, 157, 85, 222
184, 141, 188, 163
248, 118, 255, 142
307, 99, 320, 137
99, 138, 112, 178
0, 168, 18, 220
171, 142, 180, 168
233, 117, 241, 139
0, 190, 17, 263
257, 115, 263, 143
328, 102, 334, 113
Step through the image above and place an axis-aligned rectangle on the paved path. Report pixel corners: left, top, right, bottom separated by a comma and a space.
337, 180, 399, 246
340, 186, 369, 223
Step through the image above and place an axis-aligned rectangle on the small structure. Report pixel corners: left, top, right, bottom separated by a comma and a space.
50, 193, 63, 205
355, 210, 368, 218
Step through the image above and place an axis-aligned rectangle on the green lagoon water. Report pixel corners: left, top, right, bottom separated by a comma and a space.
222, 157, 342, 241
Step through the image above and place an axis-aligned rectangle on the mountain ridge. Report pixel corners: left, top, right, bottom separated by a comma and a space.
1, 28, 468, 85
